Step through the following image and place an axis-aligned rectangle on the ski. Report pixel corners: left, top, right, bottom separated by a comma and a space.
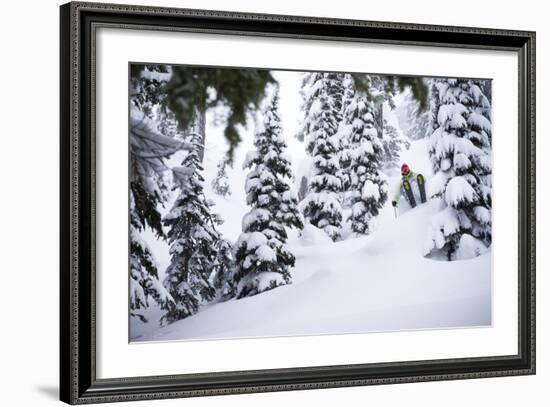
403, 179, 416, 208
417, 173, 427, 203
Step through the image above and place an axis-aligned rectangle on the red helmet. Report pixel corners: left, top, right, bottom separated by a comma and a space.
401, 163, 410, 175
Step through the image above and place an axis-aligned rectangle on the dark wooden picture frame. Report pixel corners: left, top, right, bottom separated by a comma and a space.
60, 2, 536, 404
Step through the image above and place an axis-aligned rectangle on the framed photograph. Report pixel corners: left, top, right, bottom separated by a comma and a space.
60, 1, 536, 404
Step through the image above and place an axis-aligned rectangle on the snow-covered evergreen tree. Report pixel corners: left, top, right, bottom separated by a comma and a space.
129, 104, 183, 322
425, 78, 492, 260
234, 90, 303, 298
337, 75, 356, 201
211, 238, 236, 299
129, 212, 174, 323
428, 78, 442, 132
161, 130, 222, 323
342, 93, 388, 235
130, 64, 171, 119
276, 189, 304, 232
298, 72, 345, 241
266, 91, 304, 233
381, 119, 409, 171
211, 154, 232, 197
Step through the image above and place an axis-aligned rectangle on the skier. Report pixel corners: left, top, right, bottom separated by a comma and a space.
391, 163, 426, 210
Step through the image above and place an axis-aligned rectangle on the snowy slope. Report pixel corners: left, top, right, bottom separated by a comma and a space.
131, 77, 492, 343
132, 197, 491, 342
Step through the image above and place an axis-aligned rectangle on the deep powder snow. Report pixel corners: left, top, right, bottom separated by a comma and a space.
129, 76, 492, 343
131, 185, 491, 342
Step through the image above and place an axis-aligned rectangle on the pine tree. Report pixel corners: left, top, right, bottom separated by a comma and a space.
425, 78, 492, 260
211, 154, 232, 197
342, 93, 388, 235
161, 130, 221, 323
276, 189, 304, 232
428, 78, 442, 132
129, 104, 183, 322
298, 72, 345, 241
234, 90, 303, 298
381, 119, 409, 171
129, 209, 174, 323
211, 238, 236, 300
337, 75, 356, 203
130, 64, 171, 118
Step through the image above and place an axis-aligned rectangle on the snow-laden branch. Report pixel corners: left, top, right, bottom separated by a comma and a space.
130, 108, 189, 149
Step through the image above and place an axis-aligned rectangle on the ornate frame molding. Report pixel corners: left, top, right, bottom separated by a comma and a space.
60, 2, 535, 404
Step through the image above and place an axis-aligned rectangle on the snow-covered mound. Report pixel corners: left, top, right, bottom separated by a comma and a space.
297, 224, 334, 247
131, 198, 491, 342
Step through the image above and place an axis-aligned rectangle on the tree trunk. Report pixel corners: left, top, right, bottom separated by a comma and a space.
191, 93, 207, 162
298, 176, 308, 201
374, 100, 384, 137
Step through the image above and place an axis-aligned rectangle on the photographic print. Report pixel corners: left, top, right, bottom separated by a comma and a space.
129, 63, 492, 342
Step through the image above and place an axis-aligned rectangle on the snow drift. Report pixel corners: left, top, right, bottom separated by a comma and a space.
131, 199, 491, 342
